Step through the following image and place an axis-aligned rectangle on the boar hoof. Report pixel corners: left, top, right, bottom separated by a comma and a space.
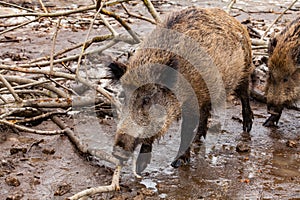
263, 115, 280, 127
171, 156, 190, 168
243, 111, 253, 132
243, 118, 253, 132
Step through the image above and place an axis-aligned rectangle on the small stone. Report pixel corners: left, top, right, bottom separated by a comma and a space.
6, 192, 23, 200
54, 183, 72, 196
286, 140, 297, 148
5, 176, 20, 187
10, 147, 27, 155
42, 148, 55, 155
140, 188, 155, 196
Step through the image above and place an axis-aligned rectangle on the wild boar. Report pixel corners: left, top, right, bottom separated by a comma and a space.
109, 7, 254, 173
263, 17, 300, 127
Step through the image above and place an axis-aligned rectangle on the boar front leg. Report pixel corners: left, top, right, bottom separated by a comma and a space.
236, 78, 253, 132
194, 104, 211, 143
171, 103, 199, 168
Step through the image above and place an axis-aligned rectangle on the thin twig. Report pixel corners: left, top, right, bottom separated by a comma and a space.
0, 119, 64, 135
0, 74, 22, 102
0, 1, 35, 12
261, 0, 299, 40
30, 34, 113, 63
0, 0, 134, 19
0, 107, 39, 119
38, 0, 48, 13
101, 8, 141, 43
50, 18, 62, 75
121, 3, 156, 24
14, 109, 67, 124
142, 0, 161, 23
3, 76, 68, 98
0, 58, 117, 106
226, 0, 236, 13
76, 2, 105, 78
0, 17, 41, 36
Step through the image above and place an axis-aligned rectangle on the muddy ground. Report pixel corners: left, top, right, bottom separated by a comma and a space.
0, 0, 300, 199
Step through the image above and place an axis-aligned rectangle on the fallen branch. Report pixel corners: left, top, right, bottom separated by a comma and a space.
142, 0, 161, 23
0, 74, 22, 102
67, 165, 121, 200
226, 0, 236, 13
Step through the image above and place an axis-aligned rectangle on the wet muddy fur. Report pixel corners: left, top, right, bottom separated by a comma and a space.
109, 7, 254, 172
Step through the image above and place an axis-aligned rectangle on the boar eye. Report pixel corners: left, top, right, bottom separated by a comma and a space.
283, 77, 288, 82
142, 97, 151, 105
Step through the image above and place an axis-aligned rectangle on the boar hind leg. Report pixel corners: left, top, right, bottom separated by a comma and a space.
171, 104, 199, 168
235, 78, 253, 132
136, 142, 153, 174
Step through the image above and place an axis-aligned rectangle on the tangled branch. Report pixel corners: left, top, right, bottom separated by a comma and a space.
0, 0, 161, 198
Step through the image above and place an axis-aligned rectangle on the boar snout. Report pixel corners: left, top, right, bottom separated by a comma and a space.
112, 145, 131, 162
263, 103, 283, 127
112, 130, 138, 162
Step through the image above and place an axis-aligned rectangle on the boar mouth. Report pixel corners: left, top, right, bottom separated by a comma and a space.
266, 103, 283, 115
112, 146, 132, 163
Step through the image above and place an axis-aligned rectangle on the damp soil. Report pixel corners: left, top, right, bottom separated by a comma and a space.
0, 0, 299, 199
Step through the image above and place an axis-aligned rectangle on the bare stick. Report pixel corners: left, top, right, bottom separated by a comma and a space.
14, 110, 67, 124
0, 0, 134, 19
0, 95, 8, 104
76, 2, 105, 78
3, 76, 67, 98
29, 34, 113, 64
101, 8, 141, 43
0, 1, 35, 12
1, 39, 119, 69
261, 0, 299, 40
121, 3, 156, 24
252, 38, 268, 46
0, 74, 22, 102
142, 0, 161, 23
0, 119, 64, 135
67, 165, 121, 200
0, 89, 52, 97
0, 17, 40, 36
50, 18, 61, 75
0, 62, 118, 107
226, 0, 237, 13
0, 107, 39, 119
38, 0, 48, 13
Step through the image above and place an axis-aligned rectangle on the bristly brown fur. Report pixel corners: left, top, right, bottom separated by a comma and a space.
266, 17, 300, 108
112, 7, 254, 165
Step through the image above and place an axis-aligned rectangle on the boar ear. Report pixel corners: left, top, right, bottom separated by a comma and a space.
268, 37, 277, 55
158, 57, 179, 90
295, 47, 300, 66
107, 61, 128, 83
